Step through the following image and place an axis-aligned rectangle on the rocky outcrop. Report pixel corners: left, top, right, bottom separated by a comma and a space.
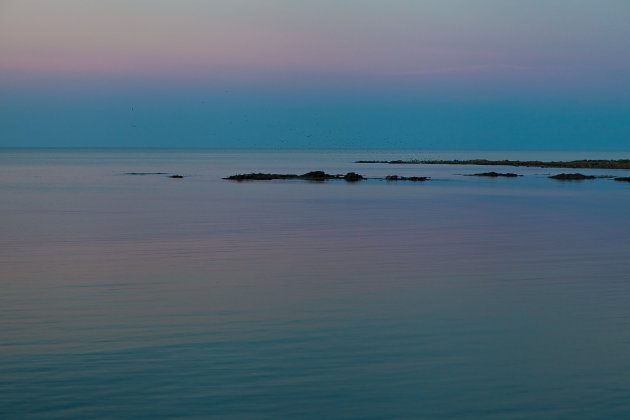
224, 171, 365, 182
126, 172, 184, 178
385, 175, 429, 181
549, 173, 596, 180
343, 172, 364, 182
125, 172, 168, 175
300, 171, 337, 181
224, 173, 297, 181
470, 172, 519, 177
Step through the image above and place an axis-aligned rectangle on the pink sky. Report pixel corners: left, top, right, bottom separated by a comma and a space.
1, 0, 629, 85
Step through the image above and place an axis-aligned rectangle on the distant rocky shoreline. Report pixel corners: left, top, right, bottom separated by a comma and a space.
356, 159, 630, 170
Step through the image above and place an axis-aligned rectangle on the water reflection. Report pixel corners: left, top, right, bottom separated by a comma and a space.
1, 150, 630, 418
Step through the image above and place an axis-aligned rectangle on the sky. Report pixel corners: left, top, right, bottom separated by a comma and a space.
1, 0, 629, 150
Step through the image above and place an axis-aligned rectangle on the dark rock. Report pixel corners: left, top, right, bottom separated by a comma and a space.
300, 171, 335, 181
169, 175, 184, 179
224, 171, 365, 182
471, 172, 519, 177
343, 172, 364, 182
126, 172, 168, 175
224, 173, 299, 181
385, 175, 429, 181
549, 173, 596, 180
614, 177, 630, 182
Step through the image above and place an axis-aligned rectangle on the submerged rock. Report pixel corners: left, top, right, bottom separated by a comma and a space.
471, 172, 519, 177
549, 173, 596, 180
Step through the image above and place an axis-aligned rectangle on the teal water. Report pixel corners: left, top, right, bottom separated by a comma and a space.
1, 149, 630, 419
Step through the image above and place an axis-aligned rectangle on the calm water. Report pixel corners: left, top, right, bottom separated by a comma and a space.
1, 149, 630, 419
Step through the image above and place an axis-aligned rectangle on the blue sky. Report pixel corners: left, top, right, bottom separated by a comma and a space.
1, 1, 629, 149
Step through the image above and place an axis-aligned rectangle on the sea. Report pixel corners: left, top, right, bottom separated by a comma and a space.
1, 148, 630, 419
